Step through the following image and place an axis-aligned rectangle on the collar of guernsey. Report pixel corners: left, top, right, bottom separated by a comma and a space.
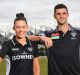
51, 24, 75, 40
12, 36, 31, 46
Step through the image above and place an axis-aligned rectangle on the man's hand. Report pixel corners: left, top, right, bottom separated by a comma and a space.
39, 36, 53, 48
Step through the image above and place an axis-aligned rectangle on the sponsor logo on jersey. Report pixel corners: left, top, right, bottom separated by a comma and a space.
21, 51, 27, 54
51, 33, 60, 39
12, 54, 34, 61
12, 48, 19, 51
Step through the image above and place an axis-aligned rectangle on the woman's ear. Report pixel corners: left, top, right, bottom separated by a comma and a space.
27, 24, 29, 29
13, 26, 15, 30
26, 24, 29, 31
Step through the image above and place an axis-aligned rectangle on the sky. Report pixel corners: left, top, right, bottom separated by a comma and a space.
0, 0, 80, 32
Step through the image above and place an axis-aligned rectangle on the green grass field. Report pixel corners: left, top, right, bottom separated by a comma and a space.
0, 61, 6, 75
0, 56, 47, 75
40, 56, 48, 75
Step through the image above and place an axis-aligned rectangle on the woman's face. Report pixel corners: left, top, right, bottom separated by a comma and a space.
13, 20, 28, 39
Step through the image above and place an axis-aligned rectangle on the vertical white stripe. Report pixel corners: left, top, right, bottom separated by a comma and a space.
5, 55, 10, 75
11, 39, 15, 46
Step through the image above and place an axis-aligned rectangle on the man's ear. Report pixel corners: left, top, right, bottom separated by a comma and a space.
67, 13, 69, 18
54, 14, 56, 19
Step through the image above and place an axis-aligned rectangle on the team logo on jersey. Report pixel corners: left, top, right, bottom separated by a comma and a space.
27, 46, 33, 51
12, 48, 19, 51
70, 31, 77, 40
51, 33, 60, 39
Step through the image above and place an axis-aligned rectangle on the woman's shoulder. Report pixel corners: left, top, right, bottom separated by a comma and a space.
2, 39, 12, 45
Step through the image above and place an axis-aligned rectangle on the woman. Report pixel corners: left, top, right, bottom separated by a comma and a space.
0, 13, 40, 75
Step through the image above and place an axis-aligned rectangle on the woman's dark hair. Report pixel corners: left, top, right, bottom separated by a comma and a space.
14, 13, 27, 25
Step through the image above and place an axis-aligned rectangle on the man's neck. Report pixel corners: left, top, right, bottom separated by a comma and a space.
58, 23, 69, 34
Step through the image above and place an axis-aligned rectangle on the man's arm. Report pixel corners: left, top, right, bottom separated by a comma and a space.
28, 35, 53, 48
28, 35, 41, 41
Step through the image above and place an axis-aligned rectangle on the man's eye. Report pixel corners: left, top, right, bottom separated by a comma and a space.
57, 13, 60, 15
63, 12, 67, 15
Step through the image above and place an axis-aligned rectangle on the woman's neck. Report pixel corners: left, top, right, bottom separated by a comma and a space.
16, 37, 27, 46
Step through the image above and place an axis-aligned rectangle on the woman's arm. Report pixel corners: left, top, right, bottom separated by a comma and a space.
0, 57, 4, 64
33, 57, 40, 75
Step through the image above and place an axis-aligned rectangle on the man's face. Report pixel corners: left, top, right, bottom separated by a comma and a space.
54, 8, 69, 25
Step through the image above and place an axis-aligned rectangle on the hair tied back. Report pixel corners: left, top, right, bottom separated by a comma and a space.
16, 13, 24, 18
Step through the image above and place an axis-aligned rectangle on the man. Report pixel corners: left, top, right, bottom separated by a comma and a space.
30, 4, 80, 75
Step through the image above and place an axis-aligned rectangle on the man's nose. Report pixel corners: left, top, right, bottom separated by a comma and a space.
60, 14, 63, 18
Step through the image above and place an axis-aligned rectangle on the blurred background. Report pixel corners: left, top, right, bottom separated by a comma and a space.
0, 0, 80, 55
0, 0, 80, 75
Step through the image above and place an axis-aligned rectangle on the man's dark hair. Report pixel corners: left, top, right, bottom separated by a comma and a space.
54, 4, 68, 14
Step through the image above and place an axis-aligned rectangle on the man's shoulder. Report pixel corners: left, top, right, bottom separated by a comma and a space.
71, 27, 80, 36
44, 29, 56, 34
